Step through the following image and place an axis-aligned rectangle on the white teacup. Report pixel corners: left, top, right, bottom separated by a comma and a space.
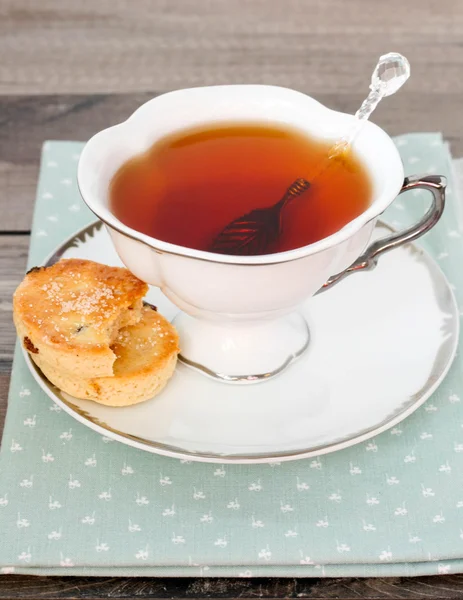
77, 85, 445, 383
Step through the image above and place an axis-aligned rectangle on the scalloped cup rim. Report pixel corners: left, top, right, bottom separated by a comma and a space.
77, 84, 404, 265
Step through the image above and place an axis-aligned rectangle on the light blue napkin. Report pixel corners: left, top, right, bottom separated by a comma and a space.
1, 134, 462, 577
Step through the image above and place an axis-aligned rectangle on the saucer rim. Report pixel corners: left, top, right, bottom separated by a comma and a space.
23, 219, 460, 464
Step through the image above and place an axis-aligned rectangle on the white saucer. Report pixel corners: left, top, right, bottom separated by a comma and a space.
25, 221, 459, 464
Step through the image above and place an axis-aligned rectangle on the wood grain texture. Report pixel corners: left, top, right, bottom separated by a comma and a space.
1, 574, 463, 598
0, 235, 28, 372
0, 0, 462, 95
1, 0, 463, 595
0, 375, 10, 435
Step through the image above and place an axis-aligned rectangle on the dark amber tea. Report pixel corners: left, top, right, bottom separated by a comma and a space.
110, 122, 372, 255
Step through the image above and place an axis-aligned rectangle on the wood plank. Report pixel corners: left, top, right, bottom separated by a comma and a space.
0, 0, 462, 95
1, 91, 462, 231
0, 374, 10, 435
0, 235, 28, 373
0, 574, 463, 598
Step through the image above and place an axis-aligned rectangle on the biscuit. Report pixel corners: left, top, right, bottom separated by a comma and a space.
31, 305, 180, 406
14, 259, 148, 378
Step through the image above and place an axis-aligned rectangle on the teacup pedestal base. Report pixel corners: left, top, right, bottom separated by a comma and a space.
172, 312, 310, 384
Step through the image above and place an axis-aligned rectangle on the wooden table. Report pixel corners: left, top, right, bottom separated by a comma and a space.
1, 0, 463, 597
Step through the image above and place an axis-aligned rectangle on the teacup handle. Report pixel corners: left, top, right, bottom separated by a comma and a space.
317, 174, 446, 294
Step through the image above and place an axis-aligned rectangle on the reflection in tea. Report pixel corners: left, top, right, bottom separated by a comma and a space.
110, 122, 372, 255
